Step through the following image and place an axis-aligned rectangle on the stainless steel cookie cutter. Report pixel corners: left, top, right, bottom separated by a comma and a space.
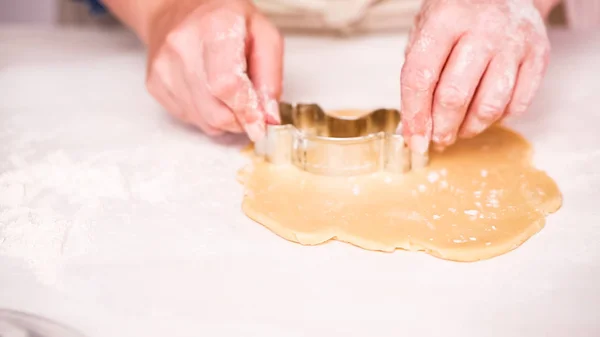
254, 102, 429, 176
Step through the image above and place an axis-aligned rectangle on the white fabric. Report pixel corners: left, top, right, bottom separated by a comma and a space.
255, 0, 600, 32
253, 0, 421, 33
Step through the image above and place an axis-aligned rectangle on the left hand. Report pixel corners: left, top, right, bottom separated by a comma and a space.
400, 0, 551, 153
145, 0, 282, 141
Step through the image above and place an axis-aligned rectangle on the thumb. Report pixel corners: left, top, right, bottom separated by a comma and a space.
247, 12, 284, 124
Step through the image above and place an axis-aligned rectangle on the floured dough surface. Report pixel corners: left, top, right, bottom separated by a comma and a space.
238, 124, 562, 262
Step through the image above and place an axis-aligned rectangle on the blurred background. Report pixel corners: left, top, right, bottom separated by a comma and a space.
0, 0, 570, 33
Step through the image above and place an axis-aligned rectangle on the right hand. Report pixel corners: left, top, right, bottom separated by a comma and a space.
145, 0, 283, 141
400, 0, 550, 153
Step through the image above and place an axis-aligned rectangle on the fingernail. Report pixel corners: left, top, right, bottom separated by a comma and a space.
432, 113, 454, 141
258, 88, 280, 125
433, 144, 446, 153
459, 118, 486, 138
410, 135, 429, 154
264, 98, 280, 124
432, 132, 454, 146
471, 119, 488, 134
395, 122, 404, 135
244, 120, 266, 142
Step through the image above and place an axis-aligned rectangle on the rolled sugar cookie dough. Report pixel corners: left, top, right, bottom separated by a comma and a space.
238, 122, 562, 262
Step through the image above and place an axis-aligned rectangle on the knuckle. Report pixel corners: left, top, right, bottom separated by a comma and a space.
436, 85, 469, 110
509, 100, 529, 116
164, 29, 184, 51
540, 47, 551, 65
145, 68, 168, 98
527, 35, 550, 63
149, 54, 172, 83
532, 44, 550, 62
164, 29, 199, 58
150, 54, 165, 74
401, 67, 435, 93
475, 100, 504, 121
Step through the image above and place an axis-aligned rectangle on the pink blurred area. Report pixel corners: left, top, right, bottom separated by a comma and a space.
562, 0, 600, 30
0, 0, 58, 25
0, 0, 597, 30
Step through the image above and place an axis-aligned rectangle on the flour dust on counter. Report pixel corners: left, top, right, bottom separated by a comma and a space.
0, 93, 254, 286
239, 125, 562, 262
0, 150, 125, 285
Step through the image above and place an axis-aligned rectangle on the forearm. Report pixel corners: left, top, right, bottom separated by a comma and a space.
101, 0, 173, 44
534, 0, 562, 18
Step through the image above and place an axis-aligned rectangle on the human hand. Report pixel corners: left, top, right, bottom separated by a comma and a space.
145, 0, 283, 141
400, 0, 551, 153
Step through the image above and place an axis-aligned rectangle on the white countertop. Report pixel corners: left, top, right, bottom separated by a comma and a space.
0, 25, 599, 337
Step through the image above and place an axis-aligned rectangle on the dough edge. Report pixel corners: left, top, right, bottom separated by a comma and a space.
240, 125, 563, 262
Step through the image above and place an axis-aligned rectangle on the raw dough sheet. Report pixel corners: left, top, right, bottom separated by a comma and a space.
239, 124, 561, 262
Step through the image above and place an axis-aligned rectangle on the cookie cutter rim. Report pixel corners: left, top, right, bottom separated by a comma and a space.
254, 102, 428, 176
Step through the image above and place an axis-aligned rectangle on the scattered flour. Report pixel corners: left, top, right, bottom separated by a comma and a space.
0, 206, 70, 285
0, 120, 245, 286
0, 150, 128, 285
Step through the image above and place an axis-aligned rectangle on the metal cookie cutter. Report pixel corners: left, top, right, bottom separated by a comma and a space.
254, 102, 429, 176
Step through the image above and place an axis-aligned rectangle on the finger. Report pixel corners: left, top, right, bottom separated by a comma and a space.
459, 52, 520, 138
149, 48, 223, 136
147, 53, 188, 122
200, 96, 244, 134
400, 25, 461, 155
165, 21, 243, 134
147, 74, 187, 123
431, 36, 493, 148
190, 90, 244, 134
505, 45, 550, 119
181, 68, 240, 134
202, 10, 266, 141
404, 10, 421, 57
169, 50, 226, 136
248, 12, 284, 124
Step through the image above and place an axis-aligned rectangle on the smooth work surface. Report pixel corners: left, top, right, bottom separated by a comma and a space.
0, 26, 599, 337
